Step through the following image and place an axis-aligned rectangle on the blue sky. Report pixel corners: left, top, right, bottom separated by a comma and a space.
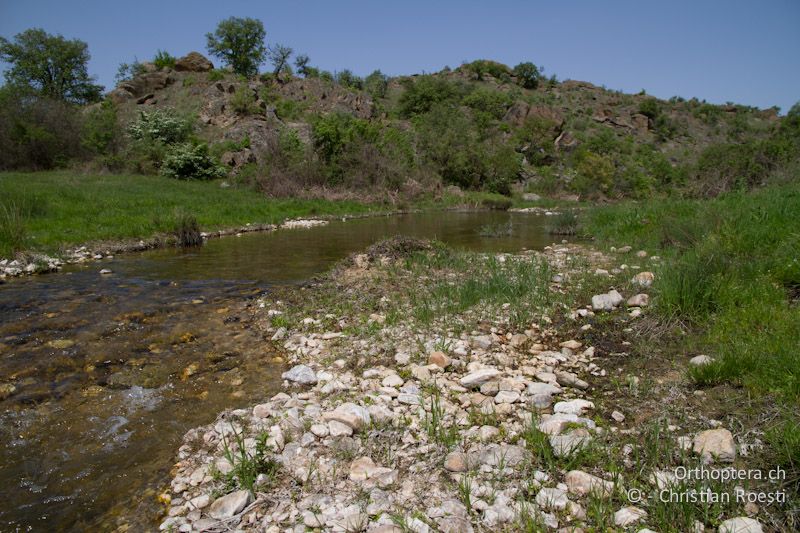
1, 0, 798, 112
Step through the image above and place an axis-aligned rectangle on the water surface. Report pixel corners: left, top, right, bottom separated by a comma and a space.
0, 210, 560, 531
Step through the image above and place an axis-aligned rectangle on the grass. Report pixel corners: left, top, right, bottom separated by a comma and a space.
219, 424, 280, 494
582, 182, 800, 483
0, 171, 374, 258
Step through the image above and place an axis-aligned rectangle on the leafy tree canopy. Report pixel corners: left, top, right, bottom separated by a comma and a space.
205, 17, 267, 77
0, 28, 103, 103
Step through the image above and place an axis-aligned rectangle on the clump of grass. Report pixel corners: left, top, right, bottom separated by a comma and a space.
220, 424, 280, 494
546, 211, 578, 235
174, 211, 203, 247
422, 386, 460, 448
0, 203, 27, 257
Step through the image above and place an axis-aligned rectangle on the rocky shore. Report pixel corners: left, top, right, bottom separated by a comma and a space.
157, 241, 771, 533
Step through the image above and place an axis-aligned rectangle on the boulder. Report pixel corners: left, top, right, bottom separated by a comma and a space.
460, 368, 501, 388
565, 470, 614, 497
175, 52, 213, 72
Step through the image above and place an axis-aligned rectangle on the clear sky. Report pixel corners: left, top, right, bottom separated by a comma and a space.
1, 0, 798, 112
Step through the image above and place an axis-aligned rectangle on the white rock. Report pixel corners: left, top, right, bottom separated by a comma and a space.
382, 374, 404, 388
689, 355, 713, 366
535, 487, 569, 511
207, 490, 252, 519
554, 399, 594, 415
632, 272, 655, 288
565, 470, 614, 497
328, 420, 354, 437
627, 293, 650, 307
693, 428, 736, 462
614, 506, 647, 527
460, 368, 501, 388
718, 516, 763, 533
281, 364, 317, 385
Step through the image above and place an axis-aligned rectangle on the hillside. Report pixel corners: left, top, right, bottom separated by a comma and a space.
101, 52, 790, 202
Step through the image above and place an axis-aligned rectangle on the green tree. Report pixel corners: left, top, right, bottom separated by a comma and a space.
512, 62, 542, 89
364, 70, 388, 99
0, 28, 102, 103
205, 17, 267, 77
294, 54, 311, 76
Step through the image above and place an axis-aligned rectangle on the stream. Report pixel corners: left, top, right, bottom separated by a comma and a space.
0, 211, 561, 531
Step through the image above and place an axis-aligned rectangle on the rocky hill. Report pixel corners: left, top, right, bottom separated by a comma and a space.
106, 52, 788, 201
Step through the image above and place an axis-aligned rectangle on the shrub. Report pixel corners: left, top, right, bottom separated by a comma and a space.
153, 49, 176, 69
398, 76, 466, 117
160, 143, 226, 180
208, 69, 225, 81
115, 60, 146, 83
513, 62, 542, 89
274, 99, 307, 120
364, 69, 388, 99
230, 85, 259, 115
335, 69, 362, 90
82, 101, 119, 155
638, 98, 660, 120
0, 87, 84, 170
463, 60, 511, 81
127, 109, 192, 145
173, 210, 202, 247
573, 151, 615, 195
462, 88, 513, 120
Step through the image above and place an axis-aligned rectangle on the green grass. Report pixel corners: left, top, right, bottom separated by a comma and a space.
0, 171, 375, 257
582, 182, 800, 476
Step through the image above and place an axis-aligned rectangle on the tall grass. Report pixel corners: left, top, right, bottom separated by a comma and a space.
584, 183, 800, 477
0, 171, 373, 257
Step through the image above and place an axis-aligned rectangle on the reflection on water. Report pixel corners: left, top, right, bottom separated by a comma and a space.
0, 211, 559, 531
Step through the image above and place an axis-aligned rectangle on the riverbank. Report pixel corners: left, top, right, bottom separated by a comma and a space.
157, 236, 795, 532
0, 171, 563, 278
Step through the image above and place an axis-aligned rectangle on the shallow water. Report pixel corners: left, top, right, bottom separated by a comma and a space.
0, 210, 560, 531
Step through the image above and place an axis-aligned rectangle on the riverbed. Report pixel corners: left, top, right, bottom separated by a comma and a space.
0, 211, 562, 531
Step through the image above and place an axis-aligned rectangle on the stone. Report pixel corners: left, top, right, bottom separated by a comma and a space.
323, 403, 371, 431
560, 340, 582, 350
509, 334, 528, 347
693, 428, 736, 462
592, 290, 624, 311
310, 423, 329, 437
460, 368, 501, 388
382, 374, 404, 388
527, 382, 561, 396
614, 506, 647, 527
549, 432, 592, 457
611, 410, 625, 423
100, 268, 113, 275
627, 293, 650, 307
174, 52, 213, 72
444, 452, 469, 472
47, 339, 75, 349
207, 490, 252, 519
535, 487, 569, 511
0, 383, 16, 400
349, 456, 393, 481
565, 470, 614, 497
718, 517, 763, 533
494, 390, 520, 404
554, 399, 594, 415
555, 371, 589, 390
472, 335, 493, 350
328, 420, 353, 437
632, 272, 655, 288
281, 364, 317, 385
689, 355, 713, 366
428, 351, 452, 369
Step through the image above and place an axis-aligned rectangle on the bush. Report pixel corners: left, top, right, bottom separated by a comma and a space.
512, 62, 542, 89
364, 70, 388, 99
572, 151, 615, 195
463, 60, 511, 81
398, 76, 466, 117
128, 109, 192, 145
153, 50, 176, 69
335, 69, 362, 90
0, 87, 84, 170
230, 85, 259, 115
638, 98, 660, 120
160, 143, 226, 180
208, 69, 225, 81
462, 88, 513, 120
